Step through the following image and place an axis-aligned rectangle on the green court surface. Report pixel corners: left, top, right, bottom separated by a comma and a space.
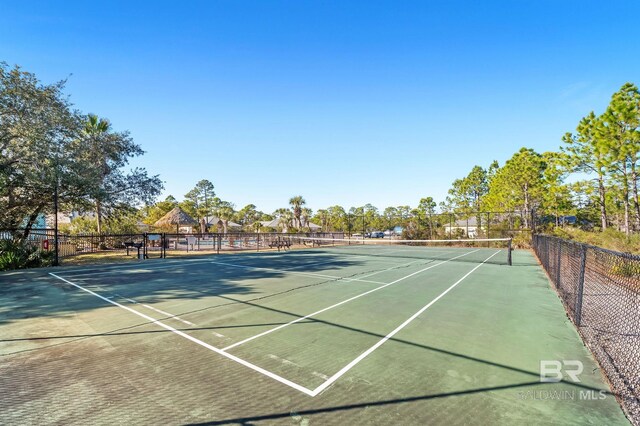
0, 246, 630, 425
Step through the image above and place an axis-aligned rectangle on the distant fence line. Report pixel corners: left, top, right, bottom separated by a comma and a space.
0, 229, 346, 259
331, 210, 535, 240
532, 235, 640, 423
0, 215, 535, 259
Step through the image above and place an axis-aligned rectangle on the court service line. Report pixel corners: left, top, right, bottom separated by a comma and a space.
286, 257, 422, 276
356, 259, 423, 280
207, 261, 388, 285
309, 249, 501, 396
282, 258, 349, 271
292, 250, 410, 263
221, 249, 480, 351
48, 273, 316, 396
58, 257, 219, 276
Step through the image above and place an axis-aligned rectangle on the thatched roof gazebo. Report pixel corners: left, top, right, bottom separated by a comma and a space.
154, 207, 197, 233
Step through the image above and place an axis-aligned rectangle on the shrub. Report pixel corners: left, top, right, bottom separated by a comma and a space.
549, 227, 640, 255
609, 258, 640, 278
511, 233, 532, 249
0, 240, 55, 271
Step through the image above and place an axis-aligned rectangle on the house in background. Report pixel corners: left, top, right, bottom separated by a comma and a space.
255, 217, 321, 233
443, 217, 484, 238
302, 218, 322, 232
35, 211, 90, 228
205, 216, 242, 232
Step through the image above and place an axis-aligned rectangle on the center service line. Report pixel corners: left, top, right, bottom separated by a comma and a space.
208, 261, 388, 285
48, 273, 316, 396
309, 249, 502, 396
221, 249, 480, 351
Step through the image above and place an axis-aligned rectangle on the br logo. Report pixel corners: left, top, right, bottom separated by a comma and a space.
540, 360, 584, 382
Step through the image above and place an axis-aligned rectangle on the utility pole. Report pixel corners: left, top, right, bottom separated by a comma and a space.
53, 156, 60, 266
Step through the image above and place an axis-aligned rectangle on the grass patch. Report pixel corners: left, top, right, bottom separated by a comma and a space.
548, 227, 640, 255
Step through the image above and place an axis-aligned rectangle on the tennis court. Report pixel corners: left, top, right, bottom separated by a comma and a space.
0, 240, 629, 424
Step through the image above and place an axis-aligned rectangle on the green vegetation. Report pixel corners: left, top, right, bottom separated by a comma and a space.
2, 62, 640, 255
549, 227, 640, 254
0, 240, 54, 270
0, 63, 162, 236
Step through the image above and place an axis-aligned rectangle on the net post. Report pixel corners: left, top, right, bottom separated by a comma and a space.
508, 238, 512, 266
575, 244, 587, 326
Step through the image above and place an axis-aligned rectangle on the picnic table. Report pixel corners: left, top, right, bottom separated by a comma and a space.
124, 241, 144, 258
268, 239, 291, 251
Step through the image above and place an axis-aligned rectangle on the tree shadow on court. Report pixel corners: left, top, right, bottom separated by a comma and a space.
0, 252, 621, 425
2, 288, 611, 399
0, 252, 380, 328
212, 294, 614, 391
182, 381, 571, 425
172, 294, 616, 425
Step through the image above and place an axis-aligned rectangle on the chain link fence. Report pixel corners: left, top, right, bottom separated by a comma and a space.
532, 234, 640, 423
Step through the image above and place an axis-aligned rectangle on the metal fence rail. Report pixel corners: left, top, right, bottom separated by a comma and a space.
0, 229, 56, 254
0, 229, 347, 261
532, 235, 640, 423
162, 232, 345, 254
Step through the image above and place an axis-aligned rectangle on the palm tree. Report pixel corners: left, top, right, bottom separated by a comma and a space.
289, 195, 306, 229
274, 208, 293, 233
84, 114, 110, 234
301, 207, 313, 231
216, 205, 235, 234
316, 209, 329, 232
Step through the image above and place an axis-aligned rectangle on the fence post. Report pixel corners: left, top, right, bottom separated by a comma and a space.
486, 212, 490, 241
575, 245, 587, 326
544, 237, 549, 268
555, 239, 561, 286
257, 233, 260, 252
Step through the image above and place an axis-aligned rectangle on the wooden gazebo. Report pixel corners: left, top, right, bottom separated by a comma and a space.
154, 207, 197, 233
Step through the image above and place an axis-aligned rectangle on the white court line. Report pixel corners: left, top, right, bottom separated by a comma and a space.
58, 257, 218, 276
309, 249, 502, 396
115, 295, 195, 326
294, 250, 409, 263
208, 261, 388, 285
140, 304, 194, 326
282, 258, 347, 271
48, 273, 315, 396
221, 249, 480, 351
357, 259, 423, 280
285, 257, 422, 274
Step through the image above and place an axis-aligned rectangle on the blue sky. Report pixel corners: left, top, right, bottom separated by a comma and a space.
1, 1, 639, 213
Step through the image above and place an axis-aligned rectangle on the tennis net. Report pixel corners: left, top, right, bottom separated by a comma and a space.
283, 236, 513, 265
